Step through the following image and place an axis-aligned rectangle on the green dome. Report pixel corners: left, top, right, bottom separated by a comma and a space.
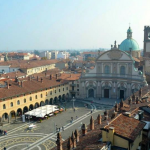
119, 38, 139, 51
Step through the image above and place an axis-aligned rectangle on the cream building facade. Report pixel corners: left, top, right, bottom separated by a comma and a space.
79, 42, 147, 100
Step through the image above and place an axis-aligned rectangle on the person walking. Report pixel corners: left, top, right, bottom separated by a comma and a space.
62, 126, 64, 131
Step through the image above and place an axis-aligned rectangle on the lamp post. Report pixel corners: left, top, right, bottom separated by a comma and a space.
72, 97, 76, 109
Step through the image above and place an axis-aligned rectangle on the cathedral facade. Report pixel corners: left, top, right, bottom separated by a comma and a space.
79, 41, 147, 100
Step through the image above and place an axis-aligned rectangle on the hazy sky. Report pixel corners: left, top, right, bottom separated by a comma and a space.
0, 0, 150, 50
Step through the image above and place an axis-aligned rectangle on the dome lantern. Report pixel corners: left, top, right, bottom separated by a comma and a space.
127, 26, 132, 39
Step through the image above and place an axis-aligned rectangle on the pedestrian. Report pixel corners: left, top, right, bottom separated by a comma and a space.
4, 147, 6, 150
91, 110, 93, 114
76, 116, 78, 119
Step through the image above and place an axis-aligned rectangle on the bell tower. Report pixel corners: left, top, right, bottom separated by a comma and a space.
144, 26, 150, 57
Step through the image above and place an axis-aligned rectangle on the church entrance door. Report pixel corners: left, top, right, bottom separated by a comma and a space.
120, 90, 124, 99
88, 89, 94, 97
104, 89, 109, 98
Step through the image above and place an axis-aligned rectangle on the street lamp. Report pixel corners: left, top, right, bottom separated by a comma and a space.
72, 97, 76, 109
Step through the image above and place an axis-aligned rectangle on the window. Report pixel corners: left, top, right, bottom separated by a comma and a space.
104, 65, 110, 74
41, 94, 43, 98
30, 97, 32, 101
17, 100, 20, 105
77, 84, 79, 87
3, 104, 6, 109
120, 66, 125, 75
59, 89, 60, 92
10, 102, 13, 107
46, 92, 47, 96
77, 89, 79, 91
35, 95, 37, 99
66, 87, 68, 90
24, 99, 26, 103
63, 88, 64, 91
50, 91, 52, 95
55, 90, 56, 93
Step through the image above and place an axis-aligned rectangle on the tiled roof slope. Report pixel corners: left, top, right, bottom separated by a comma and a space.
0, 59, 59, 68
0, 77, 68, 100
104, 114, 146, 141
58, 73, 81, 81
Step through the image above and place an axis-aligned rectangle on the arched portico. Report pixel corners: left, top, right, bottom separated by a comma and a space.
17, 108, 22, 116
50, 98, 53, 104
40, 101, 45, 106
29, 104, 34, 110
58, 95, 62, 102
62, 94, 65, 101
35, 102, 40, 108
23, 106, 28, 114
2, 112, 9, 123
54, 97, 58, 104
45, 99, 49, 105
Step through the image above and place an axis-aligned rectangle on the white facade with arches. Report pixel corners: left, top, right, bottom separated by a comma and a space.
79, 43, 147, 99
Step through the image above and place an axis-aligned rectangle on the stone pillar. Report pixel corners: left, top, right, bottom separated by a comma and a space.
81, 124, 87, 136
71, 131, 76, 148
97, 114, 102, 125
104, 110, 109, 120
67, 137, 73, 150
56, 132, 63, 150
90, 116, 94, 130
74, 129, 79, 142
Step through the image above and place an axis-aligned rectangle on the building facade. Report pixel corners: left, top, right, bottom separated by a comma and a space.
79, 42, 147, 100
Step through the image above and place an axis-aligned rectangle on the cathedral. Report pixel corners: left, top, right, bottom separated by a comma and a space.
79, 27, 147, 99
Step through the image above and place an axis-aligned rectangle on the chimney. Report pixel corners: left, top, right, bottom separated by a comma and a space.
136, 96, 139, 104
21, 81, 23, 87
7, 81, 9, 89
115, 103, 119, 112
97, 114, 102, 125
109, 127, 114, 145
56, 74, 58, 79
41, 78, 43, 83
74, 129, 79, 142
37, 76, 39, 81
90, 116, 94, 130
50, 74, 52, 80
139, 88, 142, 98
104, 110, 109, 120
111, 111, 117, 119
71, 131, 76, 148
56, 132, 63, 150
128, 97, 132, 105
67, 137, 73, 150
15, 76, 18, 82
81, 124, 87, 136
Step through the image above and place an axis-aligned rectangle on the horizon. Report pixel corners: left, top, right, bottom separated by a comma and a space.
0, 0, 150, 50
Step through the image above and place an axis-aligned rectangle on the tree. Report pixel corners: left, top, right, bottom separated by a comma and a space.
41, 57, 47, 60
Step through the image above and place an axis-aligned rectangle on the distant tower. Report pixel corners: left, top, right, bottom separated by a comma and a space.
144, 26, 150, 57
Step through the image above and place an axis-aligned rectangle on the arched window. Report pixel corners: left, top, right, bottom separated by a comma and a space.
120, 66, 125, 75
30, 97, 32, 101
10, 102, 13, 107
46, 92, 47, 96
105, 65, 110, 74
24, 99, 26, 103
17, 100, 20, 105
41, 94, 43, 98
3, 104, 6, 109
35, 95, 37, 99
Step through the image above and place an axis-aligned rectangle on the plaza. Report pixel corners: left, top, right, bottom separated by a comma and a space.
0, 98, 119, 150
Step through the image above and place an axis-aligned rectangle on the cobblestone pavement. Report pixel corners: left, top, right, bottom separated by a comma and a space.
0, 100, 114, 150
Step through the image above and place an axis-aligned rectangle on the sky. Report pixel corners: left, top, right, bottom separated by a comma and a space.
0, 0, 150, 50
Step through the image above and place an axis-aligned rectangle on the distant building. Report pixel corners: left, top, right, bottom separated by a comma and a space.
39, 51, 51, 59
57, 51, 69, 59
6, 52, 30, 60
82, 51, 100, 60
51, 51, 58, 59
